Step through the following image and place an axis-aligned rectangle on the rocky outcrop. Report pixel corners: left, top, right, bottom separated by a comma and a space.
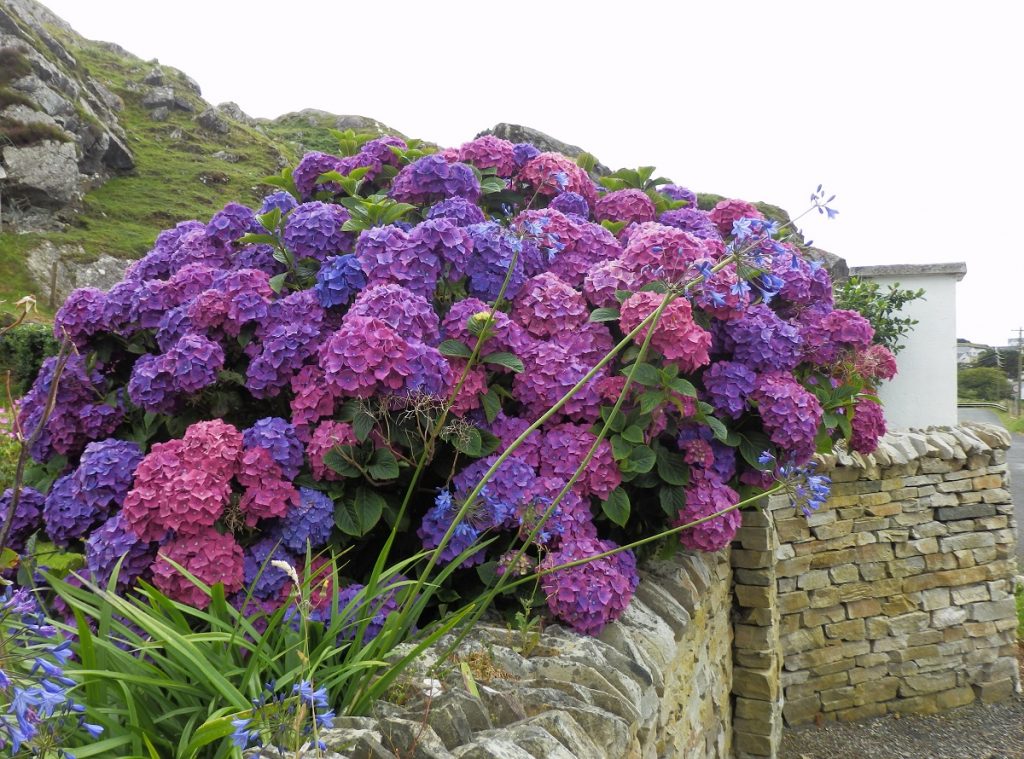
1, 140, 79, 207
0, 0, 134, 211
25, 240, 128, 301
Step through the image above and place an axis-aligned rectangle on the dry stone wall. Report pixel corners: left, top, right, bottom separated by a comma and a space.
291, 551, 734, 759
730, 423, 1018, 758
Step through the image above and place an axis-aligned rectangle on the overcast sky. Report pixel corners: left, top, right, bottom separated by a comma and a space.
39, 0, 1024, 346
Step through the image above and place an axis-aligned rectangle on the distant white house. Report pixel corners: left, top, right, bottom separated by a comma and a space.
956, 342, 989, 366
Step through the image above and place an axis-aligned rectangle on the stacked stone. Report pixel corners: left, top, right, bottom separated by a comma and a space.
769, 424, 1018, 726
731, 506, 785, 758
285, 551, 735, 759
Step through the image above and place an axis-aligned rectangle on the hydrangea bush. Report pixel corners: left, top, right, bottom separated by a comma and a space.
8, 133, 891, 636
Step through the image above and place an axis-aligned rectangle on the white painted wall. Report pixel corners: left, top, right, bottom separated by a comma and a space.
847, 264, 966, 430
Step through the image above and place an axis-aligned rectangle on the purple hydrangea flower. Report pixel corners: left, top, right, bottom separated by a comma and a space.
702, 361, 757, 419
723, 304, 803, 372
283, 202, 355, 262
42, 473, 97, 546
1, 486, 44, 553
418, 489, 486, 567
464, 222, 527, 301
207, 202, 258, 245
675, 471, 742, 552
751, 371, 823, 463
127, 353, 178, 414
539, 536, 638, 636
166, 334, 225, 394
390, 154, 480, 205
277, 487, 335, 553
293, 151, 351, 199
657, 208, 722, 241
550, 192, 590, 218
85, 512, 154, 589
660, 184, 697, 206
347, 284, 440, 345
54, 287, 107, 349
355, 224, 442, 300
425, 197, 486, 227
259, 191, 299, 216
243, 418, 304, 480
331, 576, 407, 642
74, 439, 143, 516
512, 142, 540, 167
315, 254, 367, 309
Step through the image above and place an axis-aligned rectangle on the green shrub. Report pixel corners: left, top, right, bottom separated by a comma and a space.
0, 432, 16, 491
958, 366, 1011, 402
0, 320, 59, 395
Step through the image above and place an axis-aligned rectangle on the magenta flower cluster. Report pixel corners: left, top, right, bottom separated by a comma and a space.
16, 132, 891, 638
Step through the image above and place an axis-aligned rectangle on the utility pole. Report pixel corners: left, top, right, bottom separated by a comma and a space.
1016, 327, 1023, 417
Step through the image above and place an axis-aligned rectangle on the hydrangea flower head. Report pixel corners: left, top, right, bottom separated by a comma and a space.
751, 371, 823, 463
550, 191, 590, 219
850, 397, 886, 453
277, 487, 335, 552
512, 272, 589, 339
457, 135, 517, 177
674, 472, 742, 552
390, 154, 480, 204
314, 254, 367, 309
540, 536, 638, 636
85, 512, 155, 589
207, 202, 258, 245
517, 152, 597, 208
425, 197, 486, 227
594, 189, 656, 226
54, 287, 107, 349
620, 291, 712, 371
283, 202, 354, 261
243, 418, 304, 480
709, 198, 765, 236
151, 530, 245, 609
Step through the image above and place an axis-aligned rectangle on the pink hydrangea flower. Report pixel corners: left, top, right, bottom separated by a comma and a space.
151, 529, 244, 609
594, 189, 656, 226
307, 421, 358, 481
620, 291, 711, 371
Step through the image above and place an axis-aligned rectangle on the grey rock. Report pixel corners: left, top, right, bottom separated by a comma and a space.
142, 66, 164, 86
476, 685, 527, 727
519, 710, 603, 757
487, 724, 577, 758
217, 101, 255, 125
149, 106, 170, 122
424, 698, 474, 749
25, 241, 128, 300
452, 737, 534, 759
377, 717, 453, 759
0, 103, 62, 128
211, 150, 241, 163
426, 690, 492, 733
2, 141, 81, 207
196, 106, 230, 134
142, 85, 193, 112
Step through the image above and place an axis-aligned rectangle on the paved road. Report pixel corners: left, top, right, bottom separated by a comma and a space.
957, 407, 1023, 566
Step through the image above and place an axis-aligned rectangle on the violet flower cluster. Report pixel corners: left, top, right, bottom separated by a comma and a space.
15, 132, 890, 639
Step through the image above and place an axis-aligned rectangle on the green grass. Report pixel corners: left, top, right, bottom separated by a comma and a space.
1017, 585, 1023, 640
40, 38, 297, 262
0, 233, 50, 318
994, 409, 1024, 434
